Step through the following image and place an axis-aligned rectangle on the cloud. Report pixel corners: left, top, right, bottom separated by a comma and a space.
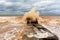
0, 0, 6, 4
0, 0, 59, 15
6, 0, 22, 2
0, 0, 12, 6
5, 2, 13, 6
31, 0, 60, 15
33, 0, 55, 7
32, 0, 55, 11
0, 0, 22, 6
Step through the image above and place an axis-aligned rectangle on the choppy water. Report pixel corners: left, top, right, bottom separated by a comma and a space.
0, 22, 60, 40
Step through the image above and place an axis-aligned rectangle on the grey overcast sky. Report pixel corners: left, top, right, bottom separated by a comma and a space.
0, 0, 60, 16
